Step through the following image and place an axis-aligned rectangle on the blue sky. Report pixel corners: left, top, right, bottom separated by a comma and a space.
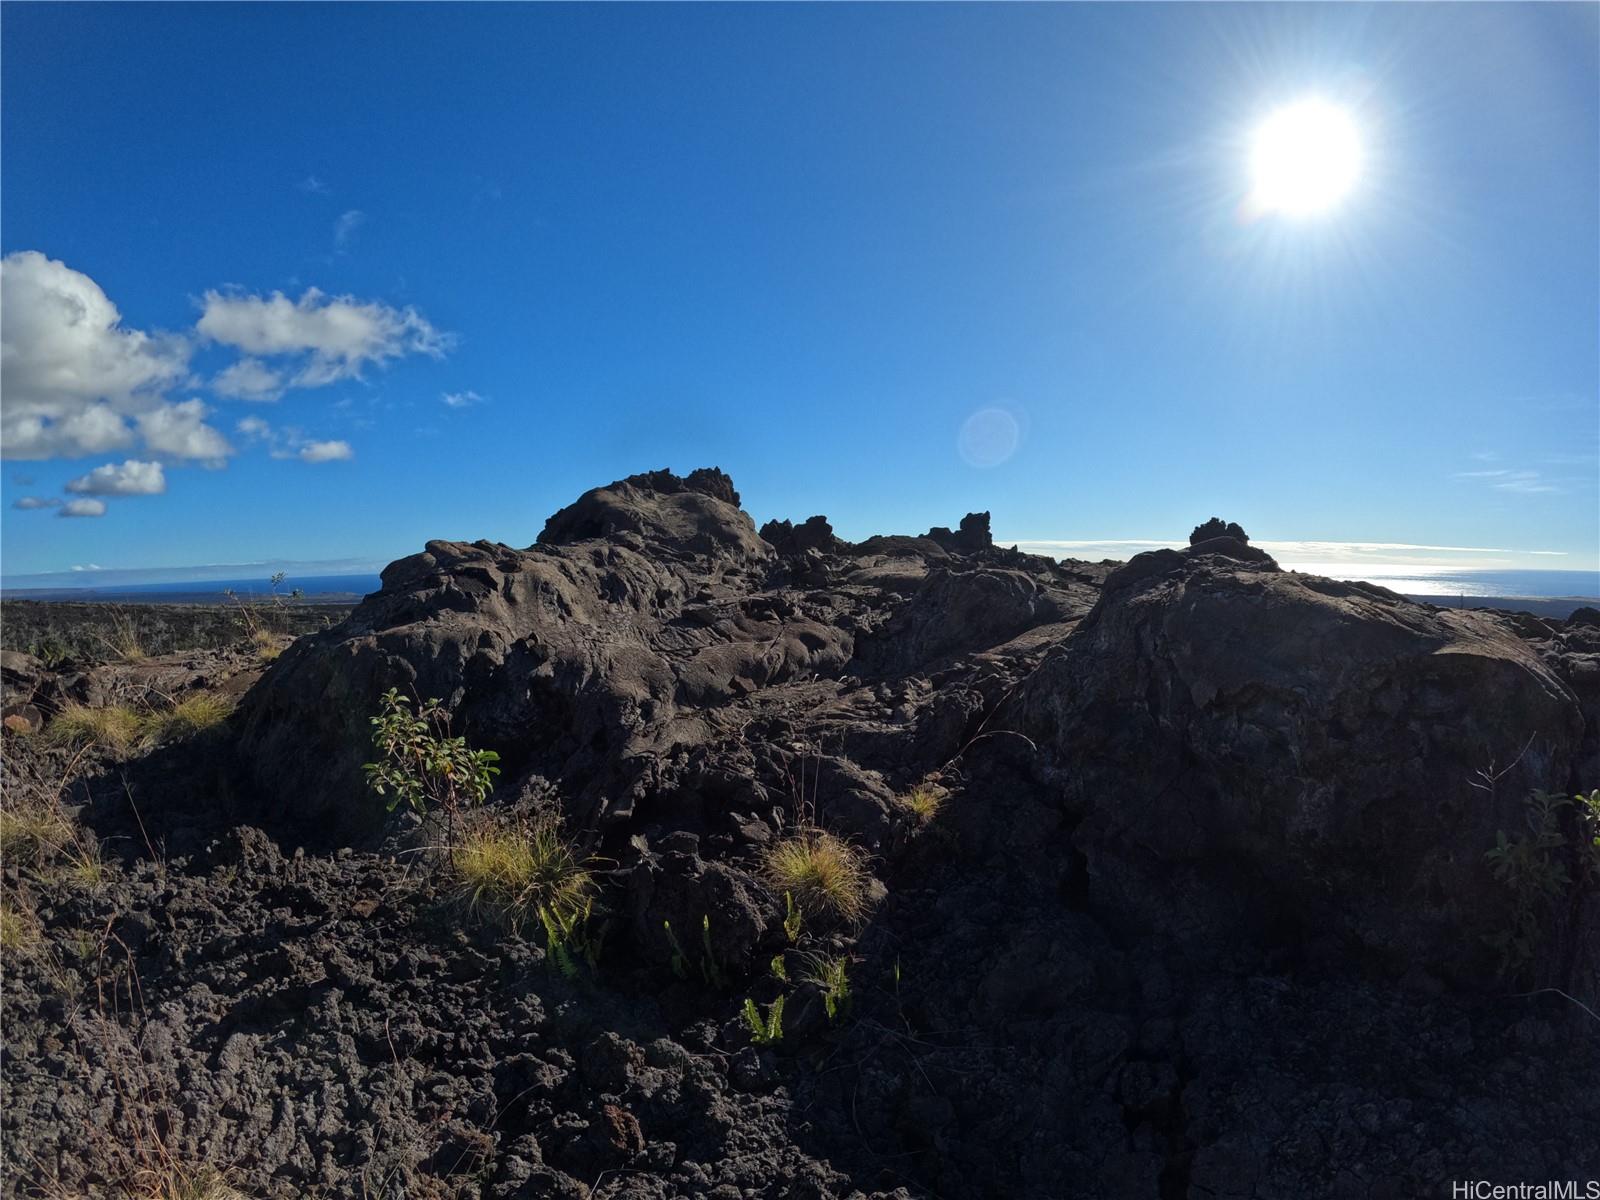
3, 2, 1596, 585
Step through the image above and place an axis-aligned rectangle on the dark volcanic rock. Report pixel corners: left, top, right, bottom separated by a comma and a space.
925, 511, 993, 554
1021, 543, 1590, 987
758, 514, 847, 557
537, 466, 765, 559
234, 469, 1094, 844
1189, 516, 1249, 545
21, 475, 1594, 1200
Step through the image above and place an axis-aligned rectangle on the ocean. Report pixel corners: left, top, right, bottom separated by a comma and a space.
0, 573, 385, 603
1274, 565, 1599, 601
2, 567, 1596, 608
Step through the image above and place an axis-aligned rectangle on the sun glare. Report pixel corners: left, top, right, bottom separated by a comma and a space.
1249, 99, 1362, 217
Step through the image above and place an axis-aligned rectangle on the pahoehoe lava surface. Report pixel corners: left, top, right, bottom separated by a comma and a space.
4, 468, 1598, 1198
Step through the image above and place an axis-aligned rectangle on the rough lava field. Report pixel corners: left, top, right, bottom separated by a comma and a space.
3, 468, 1598, 1199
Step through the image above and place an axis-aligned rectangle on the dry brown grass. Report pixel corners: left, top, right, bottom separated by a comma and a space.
1, 791, 104, 890
0, 794, 76, 865
46, 703, 144, 753
250, 629, 284, 662
900, 781, 947, 824
45, 693, 232, 755
0, 889, 43, 956
142, 693, 233, 744
762, 830, 871, 922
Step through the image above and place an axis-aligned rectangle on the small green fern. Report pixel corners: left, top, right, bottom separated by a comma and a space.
742, 995, 785, 1045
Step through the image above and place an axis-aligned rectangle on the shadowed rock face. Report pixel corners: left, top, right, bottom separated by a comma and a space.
1021, 544, 1590, 985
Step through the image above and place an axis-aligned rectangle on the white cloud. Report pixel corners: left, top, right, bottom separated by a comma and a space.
334, 210, 366, 248
71, 563, 104, 571
297, 175, 329, 195
442, 389, 484, 408
196, 286, 450, 389
0, 251, 195, 460
58, 498, 107, 518
136, 399, 234, 465
65, 459, 166, 496
1453, 466, 1562, 495
297, 439, 353, 463
236, 417, 352, 463
1009, 537, 1568, 559
212, 357, 285, 402
13, 496, 61, 510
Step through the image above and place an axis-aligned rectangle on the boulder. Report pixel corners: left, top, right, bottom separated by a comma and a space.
759, 515, 846, 557
1189, 517, 1249, 545
1021, 545, 1587, 985
538, 467, 769, 562
925, 512, 993, 554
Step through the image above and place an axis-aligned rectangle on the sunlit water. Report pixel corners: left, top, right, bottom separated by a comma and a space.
1276, 564, 1599, 601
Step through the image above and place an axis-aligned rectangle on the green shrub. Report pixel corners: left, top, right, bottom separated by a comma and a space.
362, 688, 500, 830
1484, 787, 1600, 974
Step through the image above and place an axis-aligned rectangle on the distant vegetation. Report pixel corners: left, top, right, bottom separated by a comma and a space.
1, 599, 346, 662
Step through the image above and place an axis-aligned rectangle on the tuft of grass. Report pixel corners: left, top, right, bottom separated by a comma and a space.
46, 703, 143, 753
0, 796, 76, 866
1, 794, 104, 892
143, 693, 233, 744
0, 891, 42, 956
251, 629, 283, 662
900, 781, 946, 824
46, 694, 232, 755
60, 838, 106, 890
124, 1165, 244, 1200
762, 830, 871, 923
451, 817, 593, 931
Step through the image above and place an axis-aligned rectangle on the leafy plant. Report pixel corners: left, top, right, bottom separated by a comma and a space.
363, 688, 500, 839
741, 995, 785, 1046
1484, 787, 1598, 975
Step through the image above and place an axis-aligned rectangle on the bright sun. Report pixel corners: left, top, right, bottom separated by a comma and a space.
1249, 99, 1362, 217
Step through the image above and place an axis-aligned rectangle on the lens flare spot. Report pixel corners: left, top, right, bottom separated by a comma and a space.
958, 408, 1021, 468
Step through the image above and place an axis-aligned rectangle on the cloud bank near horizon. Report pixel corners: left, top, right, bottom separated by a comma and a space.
1001, 537, 1575, 571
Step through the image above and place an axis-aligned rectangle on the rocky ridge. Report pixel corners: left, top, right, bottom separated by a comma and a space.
3, 469, 1597, 1199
